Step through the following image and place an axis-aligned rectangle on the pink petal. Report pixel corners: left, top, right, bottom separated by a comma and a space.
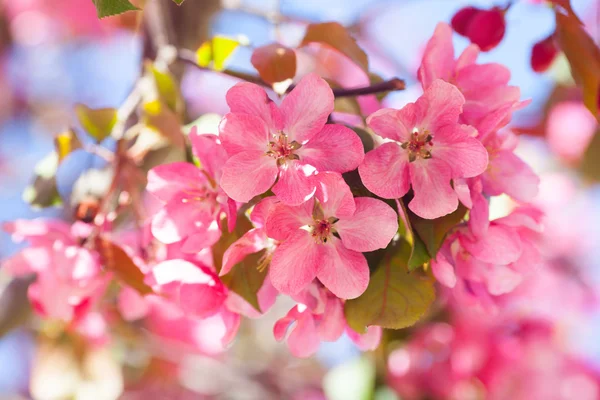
226, 81, 282, 131
118, 287, 149, 321
468, 187, 490, 239
482, 151, 540, 203
151, 195, 211, 244
359, 143, 410, 199
179, 282, 227, 318
220, 308, 242, 346
272, 161, 318, 205
270, 229, 322, 295
180, 222, 222, 253
318, 296, 345, 342
460, 225, 522, 265
3, 219, 73, 244
250, 197, 279, 227
218, 113, 270, 156
347, 326, 382, 351
366, 106, 415, 142
315, 172, 356, 218
147, 162, 205, 203
317, 237, 369, 299
455, 44, 479, 70
336, 197, 398, 252
297, 124, 364, 173
3, 247, 51, 276
189, 130, 228, 182
273, 307, 300, 341
287, 311, 321, 358
417, 80, 465, 133
431, 254, 457, 288
418, 22, 455, 89
433, 125, 489, 178
265, 198, 314, 241
484, 264, 522, 295
150, 259, 215, 287
454, 178, 472, 208
408, 158, 458, 219
221, 228, 268, 276
220, 151, 279, 203
280, 73, 333, 143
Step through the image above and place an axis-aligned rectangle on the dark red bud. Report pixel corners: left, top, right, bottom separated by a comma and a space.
464, 8, 506, 51
451, 6, 482, 36
531, 34, 559, 73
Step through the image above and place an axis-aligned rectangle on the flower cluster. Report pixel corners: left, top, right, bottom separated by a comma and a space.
2, 22, 544, 359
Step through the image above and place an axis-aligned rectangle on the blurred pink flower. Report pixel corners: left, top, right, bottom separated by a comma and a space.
546, 101, 597, 163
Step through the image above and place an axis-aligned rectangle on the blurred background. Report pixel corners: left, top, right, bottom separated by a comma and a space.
0, 0, 600, 399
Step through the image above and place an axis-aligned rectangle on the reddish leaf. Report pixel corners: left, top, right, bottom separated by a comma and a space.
300, 22, 369, 72
251, 43, 297, 86
554, 6, 600, 119
95, 237, 153, 295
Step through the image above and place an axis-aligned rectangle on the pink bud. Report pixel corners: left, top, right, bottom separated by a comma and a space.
531, 34, 559, 72
464, 8, 506, 51
451, 6, 482, 36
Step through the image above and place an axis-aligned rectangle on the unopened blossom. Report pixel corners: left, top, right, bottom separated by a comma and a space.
451, 6, 506, 51
147, 129, 236, 253
531, 33, 560, 73
360, 79, 488, 219
219, 73, 364, 205
419, 23, 524, 131
265, 172, 398, 299
2, 219, 107, 321
274, 283, 382, 358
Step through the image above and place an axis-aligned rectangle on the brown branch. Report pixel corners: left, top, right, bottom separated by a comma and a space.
176, 49, 405, 97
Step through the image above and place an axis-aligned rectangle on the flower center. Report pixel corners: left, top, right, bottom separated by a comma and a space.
310, 217, 338, 244
181, 186, 220, 215
401, 129, 433, 162
266, 132, 302, 166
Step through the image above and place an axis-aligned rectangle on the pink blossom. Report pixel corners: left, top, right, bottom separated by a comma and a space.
3, 219, 107, 321
265, 172, 398, 299
431, 199, 543, 304
359, 79, 488, 219
218, 73, 364, 205
274, 283, 382, 357
147, 129, 236, 253
419, 22, 523, 131
479, 130, 540, 203
546, 101, 597, 163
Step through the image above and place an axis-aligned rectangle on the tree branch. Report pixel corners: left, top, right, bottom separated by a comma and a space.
176, 49, 405, 98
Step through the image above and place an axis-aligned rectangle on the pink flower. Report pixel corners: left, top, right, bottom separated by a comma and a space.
419, 23, 523, 131
146, 129, 236, 253
480, 131, 540, 203
359, 80, 488, 219
451, 6, 507, 52
546, 101, 597, 163
274, 283, 382, 357
431, 198, 543, 304
218, 73, 364, 205
3, 219, 106, 321
265, 172, 398, 299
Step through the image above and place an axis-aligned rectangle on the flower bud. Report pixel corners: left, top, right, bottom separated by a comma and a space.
451, 6, 506, 52
531, 33, 559, 72
451, 6, 481, 36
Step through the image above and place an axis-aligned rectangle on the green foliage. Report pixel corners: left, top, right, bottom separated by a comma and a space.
92, 0, 139, 18
251, 43, 297, 91
409, 203, 467, 259
221, 249, 269, 312
397, 201, 430, 271
344, 239, 436, 333
196, 36, 242, 71
75, 104, 118, 142
22, 152, 63, 209
148, 63, 182, 113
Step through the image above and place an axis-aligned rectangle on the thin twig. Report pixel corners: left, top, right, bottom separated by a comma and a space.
176, 49, 405, 97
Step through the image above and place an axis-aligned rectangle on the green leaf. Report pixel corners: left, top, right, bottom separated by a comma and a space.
75, 104, 118, 142
580, 128, 600, 181
300, 22, 369, 72
211, 215, 254, 273
397, 201, 430, 271
344, 239, 436, 333
54, 129, 82, 162
22, 152, 63, 209
221, 249, 268, 312
92, 0, 139, 18
409, 203, 467, 259
148, 63, 181, 113
172, 0, 185, 4
196, 36, 241, 71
